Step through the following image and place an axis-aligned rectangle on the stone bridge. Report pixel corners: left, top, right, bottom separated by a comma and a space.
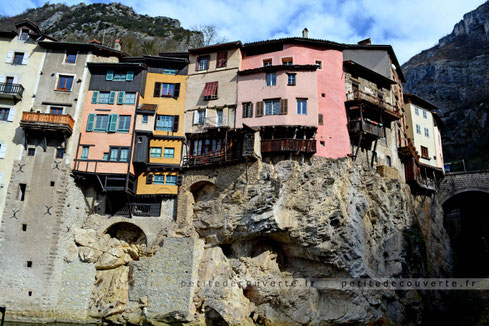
438, 170, 489, 204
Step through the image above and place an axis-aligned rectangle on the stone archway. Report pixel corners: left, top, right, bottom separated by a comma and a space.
105, 222, 147, 247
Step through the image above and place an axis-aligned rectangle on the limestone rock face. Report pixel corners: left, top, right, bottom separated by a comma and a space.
181, 158, 451, 325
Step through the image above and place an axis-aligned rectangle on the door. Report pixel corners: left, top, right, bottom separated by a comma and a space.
5, 77, 13, 93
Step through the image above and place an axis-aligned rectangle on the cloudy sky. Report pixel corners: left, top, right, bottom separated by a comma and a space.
1, 0, 485, 63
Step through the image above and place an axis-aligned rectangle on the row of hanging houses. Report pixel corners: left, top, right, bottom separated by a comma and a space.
0, 20, 446, 312
0, 21, 446, 224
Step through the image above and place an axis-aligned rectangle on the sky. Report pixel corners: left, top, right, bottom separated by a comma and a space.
0, 0, 486, 64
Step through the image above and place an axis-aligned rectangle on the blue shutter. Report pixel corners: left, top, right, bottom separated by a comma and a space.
86, 114, 95, 131
117, 91, 125, 105
106, 70, 114, 81
109, 91, 116, 104
126, 71, 134, 81
108, 114, 118, 132
91, 91, 99, 104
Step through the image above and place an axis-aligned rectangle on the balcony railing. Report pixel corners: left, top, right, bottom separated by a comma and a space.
347, 89, 401, 119
20, 112, 74, 134
183, 146, 241, 167
117, 203, 161, 217
204, 116, 231, 129
261, 139, 316, 154
0, 83, 24, 100
348, 119, 384, 138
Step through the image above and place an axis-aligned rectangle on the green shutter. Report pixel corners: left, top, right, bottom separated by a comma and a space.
117, 91, 125, 105
109, 91, 116, 104
126, 71, 134, 81
106, 70, 114, 81
91, 91, 99, 104
86, 114, 95, 131
108, 114, 118, 132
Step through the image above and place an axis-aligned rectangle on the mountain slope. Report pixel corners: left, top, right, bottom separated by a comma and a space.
0, 2, 203, 55
402, 2, 489, 170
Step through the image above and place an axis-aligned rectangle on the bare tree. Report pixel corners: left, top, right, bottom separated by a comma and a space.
189, 24, 227, 48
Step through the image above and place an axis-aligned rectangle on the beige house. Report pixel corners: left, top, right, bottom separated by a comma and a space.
0, 20, 54, 223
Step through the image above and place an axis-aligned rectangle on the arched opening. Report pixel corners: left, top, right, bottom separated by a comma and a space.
105, 222, 147, 247
443, 190, 489, 277
190, 181, 218, 203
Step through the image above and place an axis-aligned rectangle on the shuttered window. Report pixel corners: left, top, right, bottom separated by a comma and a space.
98, 92, 110, 104
57, 75, 73, 91
156, 115, 174, 131
94, 115, 109, 131
264, 99, 280, 115
0, 108, 9, 121
117, 115, 131, 132
203, 82, 218, 100
242, 103, 253, 118
154, 175, 165, 184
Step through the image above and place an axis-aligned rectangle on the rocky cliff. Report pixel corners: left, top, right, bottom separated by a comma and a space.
54, 157, 451, 325
402, 1, 489, 170
0, 2, 202, 54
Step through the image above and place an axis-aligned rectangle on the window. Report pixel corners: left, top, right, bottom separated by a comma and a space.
50, 107, 63, 115
423, 110, 427, 118
118, 115, 131, 132
318, 114, 324, 125
22, 224, 27, 231
264, 99, 280, 115
154, 82, 180, 98
113, 72, 127, 81
416, 124, 421, 134
103, 153, 109, 161
81, 146, 89, 160
19, 29, 29, 41
266, 73, 276, 86
315, 60, 322, 69
287, 73, 296, 86
57, 75, 73, 91
415, 107, 419, 116
282, 57, 293, 65
106, 70, 133, 81
203, 82, 218, 100
0, 108, 9, 121
263, 59, 272, 66
156, 115, 174, 131
56, 149, 65, 159
150, 147, 162, 158
217, 51, 227, 68
166, 175, 177, 185
27, 148, 35, 156
424, 128, 429, 137
94, 115, 108, 131
162, 69, 177, 75
242, 103, 253, 118
421, 146, 429, 158
216, 109, 223, 126
13, 52, 24, 65
153, 175, 165, 184
50, 181, 55, 187
297, 99, 307, 115
142, 115, 148, 124
65, 52, 76, 64
164, 147, 175, 158
109, 147, 129, 161
197, 55, 210, 71
386, 156, 391, 167
98, 92, 110, 104
18, 183, 26, 201
193, 110, 205, 125
124, 92, 136, 105
27, 261, 32, 268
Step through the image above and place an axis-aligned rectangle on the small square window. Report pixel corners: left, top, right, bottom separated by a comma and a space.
320, 141, 325, 147
0, 108, 10, 121
22, 224, 27, 231
50, 181, 55, 187
287, 73, 296, 86
65, 52, 77, 64
28, 291, 32, 297
142, 115, 148, 124
27, 261, 32, 268
27, 148, 35, 156
282, 57, 293, 65
263, 59, 272, 67
315, 60, 322, 69
13, 52, 24, 65
56, 149, 65, 159
57, 75, 74, 91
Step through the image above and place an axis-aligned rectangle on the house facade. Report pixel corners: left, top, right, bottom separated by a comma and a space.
238, 39, 350, 159
0, 20, 52, 223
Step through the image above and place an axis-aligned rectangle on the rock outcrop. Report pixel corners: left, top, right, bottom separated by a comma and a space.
402, 1, 489, 170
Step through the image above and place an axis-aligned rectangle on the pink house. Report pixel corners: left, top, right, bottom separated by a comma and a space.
237, 39, 351, 158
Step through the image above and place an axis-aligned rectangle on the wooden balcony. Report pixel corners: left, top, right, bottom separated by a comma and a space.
0, 83, 24, 100
261, 138, 316, 154
20, 112, 74, 135
348, 119, 384, 138
347, 89, 402, 120
183, 147, 240, 167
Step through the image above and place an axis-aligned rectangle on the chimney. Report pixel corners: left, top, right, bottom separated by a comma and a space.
302, 28, 309, 38
114, 39, 122, 51
357, 38, 371, 45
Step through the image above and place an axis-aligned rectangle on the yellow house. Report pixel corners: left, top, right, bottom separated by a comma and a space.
126, 55, 188, 196
0, 20, 54, 222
